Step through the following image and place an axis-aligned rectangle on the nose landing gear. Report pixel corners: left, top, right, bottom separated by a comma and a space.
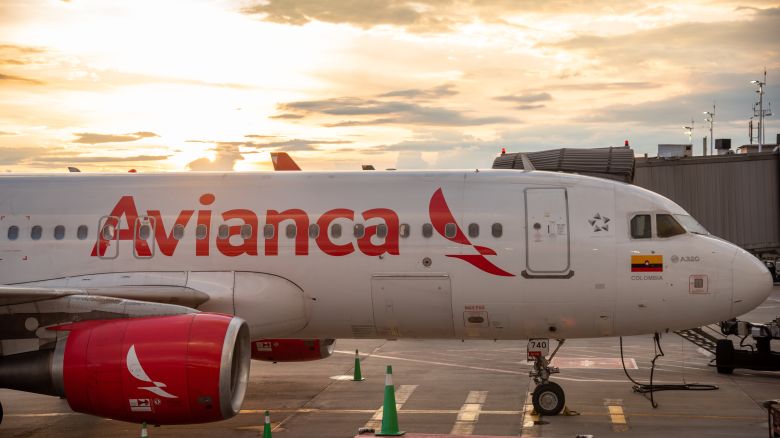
528, 338, 566, 416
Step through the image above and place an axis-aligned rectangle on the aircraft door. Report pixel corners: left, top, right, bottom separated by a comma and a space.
97, 215, 120, 259
523, 188, 572, 278
371, 274, 454, 338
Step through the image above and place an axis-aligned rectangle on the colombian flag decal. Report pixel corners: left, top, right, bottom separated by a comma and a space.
631, 255, 663, 272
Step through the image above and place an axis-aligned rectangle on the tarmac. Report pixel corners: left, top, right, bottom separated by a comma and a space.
2, 285, 778, 438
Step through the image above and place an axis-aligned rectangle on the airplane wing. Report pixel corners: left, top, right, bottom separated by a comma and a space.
270, 151, 302, 171
0, 284, 209, 306
0, 285, 205, 356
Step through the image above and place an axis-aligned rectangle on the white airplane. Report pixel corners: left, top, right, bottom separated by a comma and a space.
0, 169, 772, 425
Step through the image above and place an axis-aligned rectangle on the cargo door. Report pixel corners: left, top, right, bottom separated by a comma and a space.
523, 188, 572, 278
371, 274, 454, 338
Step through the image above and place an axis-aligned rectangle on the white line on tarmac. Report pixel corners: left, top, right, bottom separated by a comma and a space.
335, 350, 526, 375
336, 349, 684, 383
363, 384, 418, 430
450, 390, 487, 435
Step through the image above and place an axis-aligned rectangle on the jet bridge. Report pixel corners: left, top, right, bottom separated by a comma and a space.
492, 146, 636, 182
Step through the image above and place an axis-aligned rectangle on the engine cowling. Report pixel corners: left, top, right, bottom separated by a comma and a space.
55, 314, 251, 425
251, 339, 335, 362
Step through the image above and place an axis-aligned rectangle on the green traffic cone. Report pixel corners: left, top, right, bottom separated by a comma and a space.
352, 349, 365, 381
263, 410, 272, 438
140, 422, 148, 438
376, 365, 405, 436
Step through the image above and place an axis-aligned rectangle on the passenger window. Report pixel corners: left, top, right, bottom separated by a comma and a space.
468, 223, 479, 238
399, 223, 410, 238
77, 225, 88, 240
173, 224, 185, 240
31, 225, 42, 240
657, 214, 686, 238
7, 225, 19, 240
331, 223, 342, 238
240, 224, 252, 239
630, 214, 651, 239
491, 223, 502, 238
217, 224, 229, 239
376, 223, 387, 238
263, 224, 274, 239
196, 224, 208, 240
285, 224, 296, 238
354, 224, 365, 238
102, 224, 115, 240
54, 225, 65, 240
139, 224, 151, 240
308, 224, 319, 238
422, 223, 433, 238
445, 223, 456, 238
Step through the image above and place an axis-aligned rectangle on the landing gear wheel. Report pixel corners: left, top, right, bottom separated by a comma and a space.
715, 339, 735, 374
532, 382, 565, 416
0, 400, 3, 424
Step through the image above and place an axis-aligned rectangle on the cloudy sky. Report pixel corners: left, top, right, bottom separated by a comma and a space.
0, 0, 778, 172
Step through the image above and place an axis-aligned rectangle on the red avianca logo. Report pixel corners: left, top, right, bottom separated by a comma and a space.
91, 188, 514, 277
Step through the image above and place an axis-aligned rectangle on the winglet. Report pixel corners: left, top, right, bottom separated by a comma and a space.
270, 152, 302, 171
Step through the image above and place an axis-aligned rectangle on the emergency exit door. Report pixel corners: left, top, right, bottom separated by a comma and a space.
523, 188, 572, 278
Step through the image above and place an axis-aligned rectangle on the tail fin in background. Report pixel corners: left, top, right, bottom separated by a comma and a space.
270, 152, 302, 171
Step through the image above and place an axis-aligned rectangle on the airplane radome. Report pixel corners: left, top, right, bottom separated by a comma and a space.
0, 169, 772, 422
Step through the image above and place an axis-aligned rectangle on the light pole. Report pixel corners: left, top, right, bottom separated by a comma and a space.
703, 104, 715, 156
751, 69, 772, 152
684, 119, 694, 147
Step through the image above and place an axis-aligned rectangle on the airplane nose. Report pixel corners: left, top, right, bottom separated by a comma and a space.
732, 249, 774, 317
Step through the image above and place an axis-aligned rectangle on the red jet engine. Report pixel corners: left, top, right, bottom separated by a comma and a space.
0, 313, 251, 425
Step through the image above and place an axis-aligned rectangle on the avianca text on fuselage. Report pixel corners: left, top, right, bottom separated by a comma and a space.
90, 188, 514, 277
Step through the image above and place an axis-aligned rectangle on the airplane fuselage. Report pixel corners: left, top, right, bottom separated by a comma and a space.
0, 170, 771, 342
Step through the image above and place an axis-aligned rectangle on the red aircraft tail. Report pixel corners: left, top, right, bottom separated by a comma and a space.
270, 152, 302, 171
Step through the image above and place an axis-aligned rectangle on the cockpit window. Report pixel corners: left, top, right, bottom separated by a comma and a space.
656, 214, 686, 238
630, 214, 651, 239
674, 214, 709, 235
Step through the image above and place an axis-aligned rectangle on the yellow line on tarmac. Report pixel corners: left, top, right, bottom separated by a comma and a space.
608, 405, 628, 432
522, 391, 538, 428
450, 390, 488, 435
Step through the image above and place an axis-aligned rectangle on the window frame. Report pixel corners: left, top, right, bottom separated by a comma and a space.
655, 213, 687, 239
77, 225, 88, 240
54, 225, 65, 240
629, 212, 653, 240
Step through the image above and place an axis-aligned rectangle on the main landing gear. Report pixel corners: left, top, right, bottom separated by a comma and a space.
528, 338, 566, 416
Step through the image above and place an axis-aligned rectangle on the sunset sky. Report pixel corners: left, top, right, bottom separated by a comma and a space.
0, 0, 778, 172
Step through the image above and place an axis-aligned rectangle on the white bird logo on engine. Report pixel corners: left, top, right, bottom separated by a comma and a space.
126, 345, 178, 399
